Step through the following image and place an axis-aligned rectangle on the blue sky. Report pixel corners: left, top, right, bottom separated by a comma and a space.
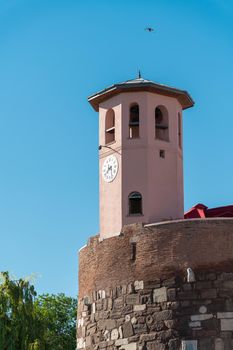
0, 0, 232, 297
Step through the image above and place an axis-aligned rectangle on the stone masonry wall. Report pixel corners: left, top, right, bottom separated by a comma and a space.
78, 219, 233, 350
77, 272, 233, 350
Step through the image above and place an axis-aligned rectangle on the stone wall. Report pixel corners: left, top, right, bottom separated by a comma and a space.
78, 219, 233, 349
77, 272, 233, 350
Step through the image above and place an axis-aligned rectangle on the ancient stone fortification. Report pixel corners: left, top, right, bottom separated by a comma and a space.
77, 219, 233, 350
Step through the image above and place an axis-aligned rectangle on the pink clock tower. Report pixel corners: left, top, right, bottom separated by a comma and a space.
88, 76, 194, 240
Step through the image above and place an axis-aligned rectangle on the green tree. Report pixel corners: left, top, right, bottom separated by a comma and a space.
0, 272, 77, 350
34, 293, 77, 350
0, 271, 44, 350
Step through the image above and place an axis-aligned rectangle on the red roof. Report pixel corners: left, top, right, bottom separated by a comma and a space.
184, 203, 233, 219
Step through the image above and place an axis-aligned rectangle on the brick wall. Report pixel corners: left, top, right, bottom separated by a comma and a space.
79, 219, 233, 297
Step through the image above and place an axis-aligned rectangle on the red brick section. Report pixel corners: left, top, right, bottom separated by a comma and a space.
78, 219, 233, 298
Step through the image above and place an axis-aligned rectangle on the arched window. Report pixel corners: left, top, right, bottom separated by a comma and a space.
128, 192, 142, 215
178, 112, 182, 148
155, 106, 169, 141
129, 104, 139, 139
105, 109, 115, 144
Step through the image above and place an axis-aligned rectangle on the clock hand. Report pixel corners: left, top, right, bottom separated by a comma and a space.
104, 165, 110, 175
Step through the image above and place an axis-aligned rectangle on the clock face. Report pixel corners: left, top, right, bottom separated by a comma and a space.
102, 155, 118, 183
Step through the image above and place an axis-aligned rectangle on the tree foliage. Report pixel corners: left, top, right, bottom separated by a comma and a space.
0, 272, 77, 350
34, 294, 77, 350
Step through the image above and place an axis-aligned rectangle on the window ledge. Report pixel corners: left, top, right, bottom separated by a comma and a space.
104, 141, 116, 147
155, 138, 170, 143
127, 214, 144, 217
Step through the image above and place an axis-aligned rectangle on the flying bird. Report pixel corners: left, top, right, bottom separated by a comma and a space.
145, 27, 154, 32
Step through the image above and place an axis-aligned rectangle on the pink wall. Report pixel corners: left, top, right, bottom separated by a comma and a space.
99, 91, 184, 239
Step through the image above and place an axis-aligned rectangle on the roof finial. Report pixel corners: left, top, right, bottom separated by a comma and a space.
138, 69, 141, 79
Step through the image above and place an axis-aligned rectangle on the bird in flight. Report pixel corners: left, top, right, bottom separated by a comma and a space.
145, 27, 154, 32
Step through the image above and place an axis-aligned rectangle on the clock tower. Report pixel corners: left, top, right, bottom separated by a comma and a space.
88, 76, 194, 240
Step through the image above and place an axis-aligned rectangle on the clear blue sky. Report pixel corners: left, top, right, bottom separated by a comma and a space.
0, 0, 232, 297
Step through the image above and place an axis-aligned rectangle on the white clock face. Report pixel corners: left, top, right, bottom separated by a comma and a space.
102, 155, 118, 183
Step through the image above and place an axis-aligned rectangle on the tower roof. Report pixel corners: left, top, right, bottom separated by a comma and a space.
88, 77, 194, 111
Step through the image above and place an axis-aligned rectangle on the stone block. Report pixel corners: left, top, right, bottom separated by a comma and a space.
131, 316, 137, 324
118, 325, 123, 339
122, 321, 134, 338
99, 341, 108, 349
134, 280, 144, 290
154, 310, 173, 321
222, 281, 233, 289
103, 330, 110, 341
133, 304, 146, 312
182, 283, 192, 291
200, 289, 217, 299
217, 312, 233, 319
144, 280, 161, 289
77, 337, 85, 349
167, 288, 176, 301
126, 294, 139, 305
189, 321, 201, 328
105, 319, 117, 330
99, 311, 109, 319
202, 318, 219, 330
153, 287, 167, 303
195, 281, 212, 289
225, 299, 233, 311
163, 277, 178, 287
85, 336, 93, 348
127, 283, 134, 294
122, 285, 127, 295
87, 325, 96, 336
147, 341, 165, 350
140, 333, 157, 342
223, 338, 233, 350
113, 297, 124, 310
133, 323, 147, 334
150, 320, 164, 332
115, 339, 128, 346
111, 328, 119, 340
146, 315, 154, 325
215, 338, 224, 350
199, 338, 213, 350
191, 314, 213, 321
219, 272, 233, 281
128, 335, 140, 342
119, 343, 137, 350
221, 318, 233, 331
92, 303, 96, 314
206, 272, 216, 280
164, 319, 177, 329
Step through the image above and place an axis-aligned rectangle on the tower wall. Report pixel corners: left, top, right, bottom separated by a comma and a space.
99, 91, 184, 240
77, 219, 233, 350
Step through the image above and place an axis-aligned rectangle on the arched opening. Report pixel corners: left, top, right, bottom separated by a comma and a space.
128, 191, 142, 215
178, 112, 182, 148
129, 104, 139, 139
105, 109, 115, 144
155, 106, 169, 141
